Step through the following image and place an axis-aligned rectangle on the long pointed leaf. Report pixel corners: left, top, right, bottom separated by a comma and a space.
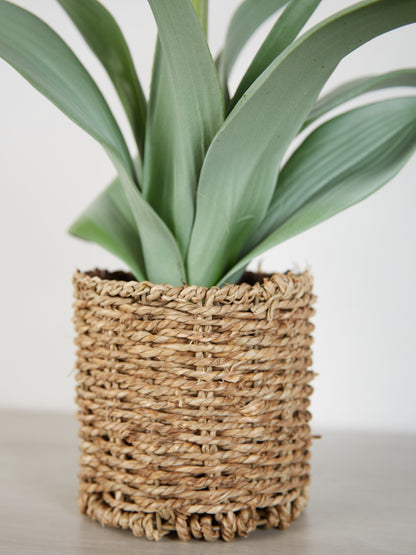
218, 0, 289, 91
57, 0, 147, 158
0, 0, 132, 172
191, 0, 208, 37
142, 39, 170, 193
303, 68, 416, 127
144, 0, 224, 256
69, 174, 146, 281
220, 97, 416, 284
231, 0, 321, 109
0, 0, 185, 285
142, 46, 194, 256
187, 0, 416, 287
109, 156, 186, 284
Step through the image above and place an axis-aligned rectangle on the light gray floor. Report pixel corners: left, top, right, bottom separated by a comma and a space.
1, 411, 415, 554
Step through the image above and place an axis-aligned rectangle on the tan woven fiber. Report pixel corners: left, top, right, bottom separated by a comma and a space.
73, 269, 316, 542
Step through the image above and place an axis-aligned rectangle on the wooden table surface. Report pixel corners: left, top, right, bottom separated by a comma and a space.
0, 411, 415, 554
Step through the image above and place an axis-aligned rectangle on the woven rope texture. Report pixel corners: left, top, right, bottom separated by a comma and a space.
73, 269, 316, 541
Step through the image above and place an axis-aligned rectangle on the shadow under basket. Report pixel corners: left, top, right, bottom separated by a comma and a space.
73, 269, 316, 541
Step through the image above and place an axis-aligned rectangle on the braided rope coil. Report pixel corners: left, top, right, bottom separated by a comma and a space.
73, 269, 316, 541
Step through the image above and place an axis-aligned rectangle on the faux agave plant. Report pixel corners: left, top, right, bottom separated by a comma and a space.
1, 0, 415, 287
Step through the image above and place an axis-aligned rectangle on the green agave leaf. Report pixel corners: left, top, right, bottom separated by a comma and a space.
144, 0, 224, 256
142, 42, 179, 261
303, 68, 416, 128
218, 0, 289, 93
57, 0, 147, 159
142, 40, 169, 189
69, 171, 146, 281
105, 156, 186, 285
187, 0, 416, 287
191, 0, 208, 37
0, 0, 132, 172
220, 97, 416, 285
231, 0, 321, 109
0, 0, 185, 285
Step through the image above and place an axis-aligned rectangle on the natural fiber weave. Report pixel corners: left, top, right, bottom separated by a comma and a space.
73, 269, 316, 541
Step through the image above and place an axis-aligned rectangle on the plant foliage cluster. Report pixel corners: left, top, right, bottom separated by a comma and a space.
1, 0, 415, 286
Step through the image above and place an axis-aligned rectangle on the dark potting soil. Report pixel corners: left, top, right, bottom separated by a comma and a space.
84, 268, 273, 287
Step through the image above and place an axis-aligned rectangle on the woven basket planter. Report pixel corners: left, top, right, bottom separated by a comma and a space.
73, 269, 316, 541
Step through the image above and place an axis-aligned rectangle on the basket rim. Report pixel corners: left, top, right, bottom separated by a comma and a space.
73, 268, 313, 306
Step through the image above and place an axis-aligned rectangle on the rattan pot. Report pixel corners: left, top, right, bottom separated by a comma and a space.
73, 269, 316, 541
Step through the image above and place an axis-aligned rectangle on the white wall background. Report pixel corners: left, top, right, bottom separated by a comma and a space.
1, 0, 415, 433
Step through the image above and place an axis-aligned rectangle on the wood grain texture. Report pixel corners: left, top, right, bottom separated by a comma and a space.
0, 410, 415, 554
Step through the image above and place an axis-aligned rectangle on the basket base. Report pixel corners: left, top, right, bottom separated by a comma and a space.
79, 487, 309, 542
